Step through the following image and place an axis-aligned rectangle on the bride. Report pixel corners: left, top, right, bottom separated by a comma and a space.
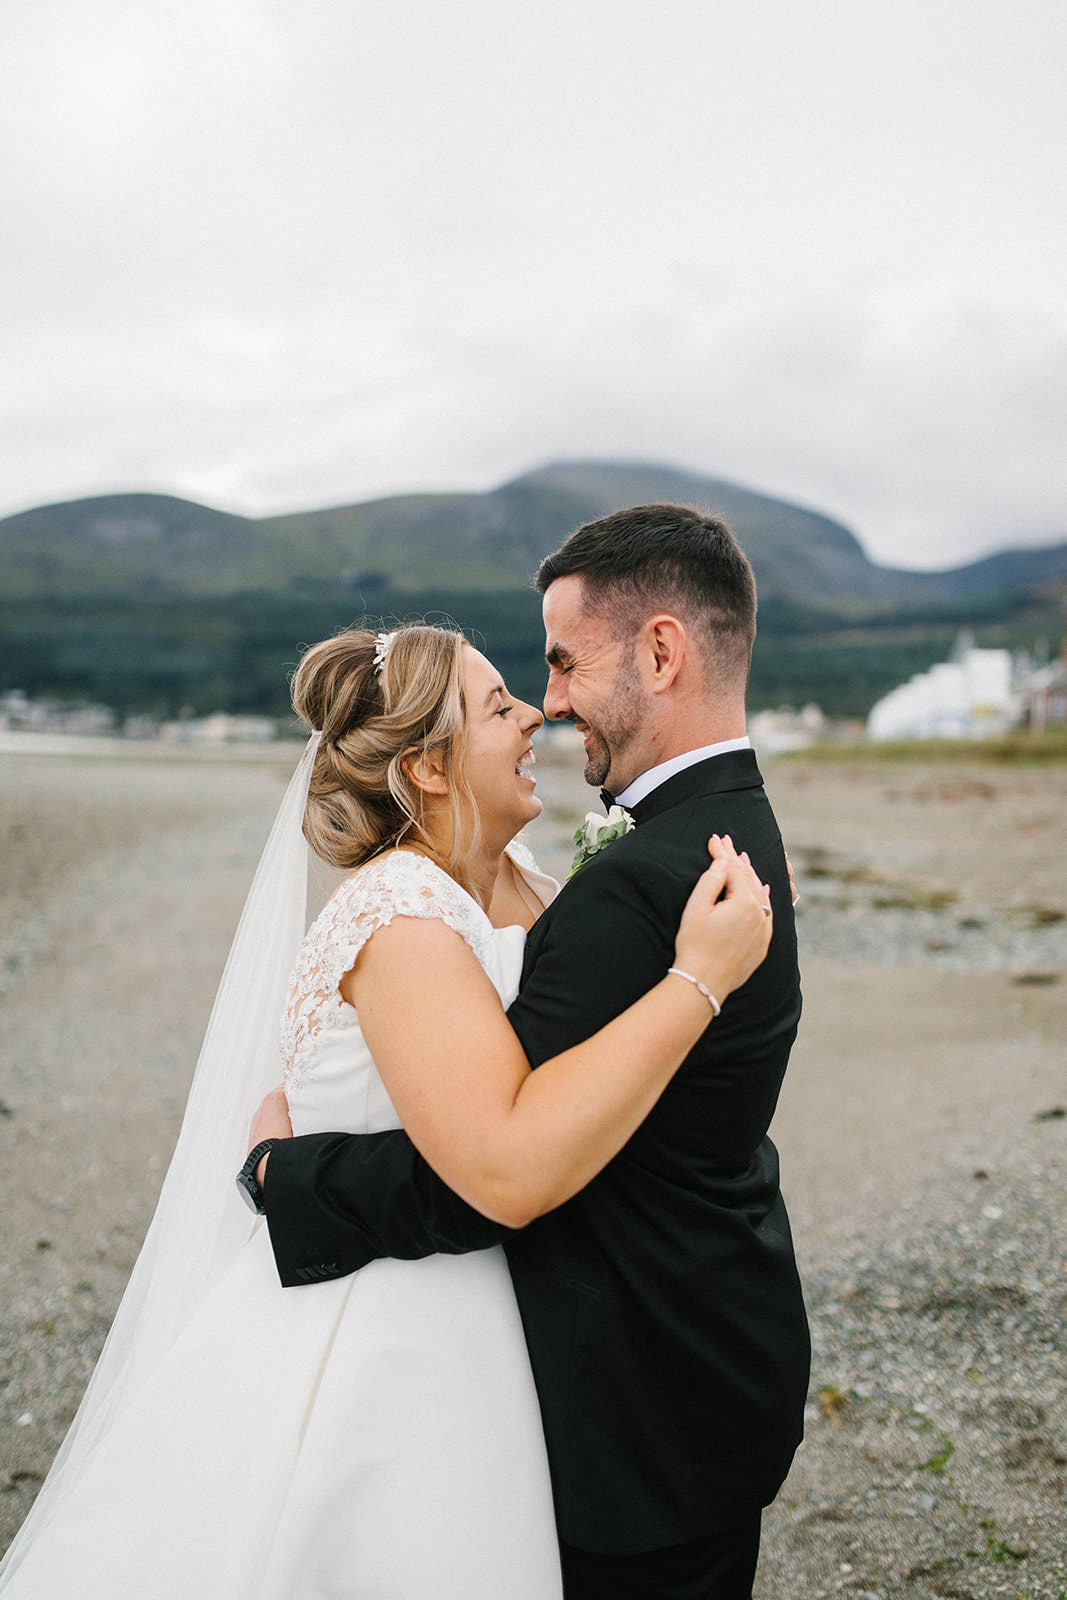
0, 625, 773, 1599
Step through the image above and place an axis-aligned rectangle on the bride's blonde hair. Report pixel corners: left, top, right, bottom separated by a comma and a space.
291, 625, 478, 886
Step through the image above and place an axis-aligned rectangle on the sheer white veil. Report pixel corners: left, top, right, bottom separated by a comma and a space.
0, 733, 322, 1584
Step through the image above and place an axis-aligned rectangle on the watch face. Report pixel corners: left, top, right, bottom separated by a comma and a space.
235, 1169, 263, 1214
236, 1140, 272, 1214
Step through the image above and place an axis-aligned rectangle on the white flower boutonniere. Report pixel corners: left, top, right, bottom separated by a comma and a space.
568, 805, 635, 878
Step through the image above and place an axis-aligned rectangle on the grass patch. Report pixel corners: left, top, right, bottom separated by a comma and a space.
872, 888, 959, 912
917, 1437, 955, 1475
786, 730, 1067, 764
986, 1536, 1027, 1563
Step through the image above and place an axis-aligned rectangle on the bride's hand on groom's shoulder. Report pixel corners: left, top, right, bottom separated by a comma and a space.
673, 835, 774, 1006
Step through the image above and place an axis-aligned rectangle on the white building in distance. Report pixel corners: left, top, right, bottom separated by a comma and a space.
867, 644, 1016, 741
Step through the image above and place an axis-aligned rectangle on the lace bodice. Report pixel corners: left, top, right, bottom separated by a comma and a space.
282, 851, 496, 1095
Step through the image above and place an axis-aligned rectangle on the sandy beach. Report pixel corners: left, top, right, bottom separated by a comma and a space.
1, 740, 1064, 1597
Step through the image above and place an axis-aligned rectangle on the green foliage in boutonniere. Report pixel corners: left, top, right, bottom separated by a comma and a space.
568, 805, 635, 878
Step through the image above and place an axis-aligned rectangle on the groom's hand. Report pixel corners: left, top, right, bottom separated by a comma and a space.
249, 1087, 293, 1185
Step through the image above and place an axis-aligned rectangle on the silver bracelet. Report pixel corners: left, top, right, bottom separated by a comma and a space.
666, 967, 722, 1017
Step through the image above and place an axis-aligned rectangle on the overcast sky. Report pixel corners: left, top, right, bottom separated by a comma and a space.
3, 0, 1064, 570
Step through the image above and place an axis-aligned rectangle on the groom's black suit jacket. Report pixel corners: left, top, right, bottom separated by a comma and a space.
264, 750, 810, 1554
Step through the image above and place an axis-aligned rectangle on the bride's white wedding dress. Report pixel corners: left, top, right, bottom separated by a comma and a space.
3, 849, 563, 1600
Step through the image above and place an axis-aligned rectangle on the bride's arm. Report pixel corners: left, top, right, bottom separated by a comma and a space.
344, 838, 770, 1228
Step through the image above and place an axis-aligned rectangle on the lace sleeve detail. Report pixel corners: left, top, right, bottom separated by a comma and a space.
281, 852, 492, 1091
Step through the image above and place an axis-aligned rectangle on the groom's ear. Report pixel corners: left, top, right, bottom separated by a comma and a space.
402, 747, 449, 796
640, 613, 687, 693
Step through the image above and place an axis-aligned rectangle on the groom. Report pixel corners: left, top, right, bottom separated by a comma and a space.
256, 504, 810, 1599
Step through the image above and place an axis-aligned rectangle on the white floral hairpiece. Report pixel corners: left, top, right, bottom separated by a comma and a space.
372, 630, 397, 676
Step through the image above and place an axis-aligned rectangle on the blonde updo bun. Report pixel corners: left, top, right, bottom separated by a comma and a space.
291, 625, 474, 881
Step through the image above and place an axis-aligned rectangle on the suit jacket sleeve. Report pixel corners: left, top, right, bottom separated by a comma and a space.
263, 1125, 516, 1287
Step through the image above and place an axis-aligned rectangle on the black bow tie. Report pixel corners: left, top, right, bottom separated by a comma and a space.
599, 789, 615, 811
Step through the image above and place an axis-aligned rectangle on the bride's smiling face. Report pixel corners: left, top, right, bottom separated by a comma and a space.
460, 646, 544, 847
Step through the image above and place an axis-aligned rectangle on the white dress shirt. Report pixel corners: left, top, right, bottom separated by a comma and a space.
613, 737, 752, 811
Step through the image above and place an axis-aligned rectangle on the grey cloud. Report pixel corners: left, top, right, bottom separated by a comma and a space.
2, 0, 1065, 569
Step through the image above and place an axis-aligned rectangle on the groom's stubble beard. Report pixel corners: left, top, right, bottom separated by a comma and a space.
580, 650, 648, 794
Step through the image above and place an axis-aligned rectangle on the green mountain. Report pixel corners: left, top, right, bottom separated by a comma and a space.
3, 458, 1065, 613
2, 460, 1064, 718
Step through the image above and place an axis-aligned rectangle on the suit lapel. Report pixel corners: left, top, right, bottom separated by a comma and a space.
524, 750, 765, 964
629, 748, 764, 826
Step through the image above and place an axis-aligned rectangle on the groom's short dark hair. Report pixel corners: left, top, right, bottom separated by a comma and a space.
535, 503, 757, 683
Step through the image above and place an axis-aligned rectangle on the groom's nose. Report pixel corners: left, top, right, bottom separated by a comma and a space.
542, 669, 571, 722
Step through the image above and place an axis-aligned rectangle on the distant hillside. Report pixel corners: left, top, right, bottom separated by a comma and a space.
1, 460, 1063, 718
0, 494, 269, 599
4, 459, 1064, 615
257, 461, 893, 607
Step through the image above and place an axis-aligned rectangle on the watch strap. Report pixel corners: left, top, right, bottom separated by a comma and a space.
236, 1138, 279, 1213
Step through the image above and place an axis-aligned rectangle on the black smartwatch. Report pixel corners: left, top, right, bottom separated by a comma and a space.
236, 1139, 278, 1214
